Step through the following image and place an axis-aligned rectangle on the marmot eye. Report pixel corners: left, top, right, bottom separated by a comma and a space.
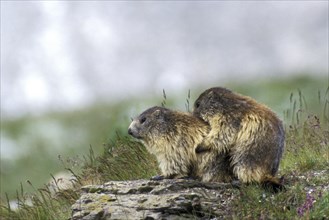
140, 117, 146, 124
195, 102, 200, 108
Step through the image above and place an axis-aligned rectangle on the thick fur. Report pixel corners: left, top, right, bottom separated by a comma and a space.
196, 150, 234, 183
128, 106, 210, 179
193, 87, 285, 190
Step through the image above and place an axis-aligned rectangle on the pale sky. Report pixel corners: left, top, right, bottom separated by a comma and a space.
1, 1, 328, 117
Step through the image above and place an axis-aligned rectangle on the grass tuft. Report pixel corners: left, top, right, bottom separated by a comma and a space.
281, 89, 329, 173
80, 134, 159, 185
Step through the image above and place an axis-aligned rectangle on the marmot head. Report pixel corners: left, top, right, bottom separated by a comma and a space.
193, 87, 233, 119
193, 87, 250, 122
128, 106, 174, 143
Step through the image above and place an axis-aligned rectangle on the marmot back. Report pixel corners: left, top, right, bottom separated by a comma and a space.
128, 106, 210, 179
193, 87, 285, 191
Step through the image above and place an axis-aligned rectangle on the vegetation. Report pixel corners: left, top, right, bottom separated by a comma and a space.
1, 76, 328, 219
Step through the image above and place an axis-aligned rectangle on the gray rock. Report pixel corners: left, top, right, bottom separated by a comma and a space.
71, 179, 238, 220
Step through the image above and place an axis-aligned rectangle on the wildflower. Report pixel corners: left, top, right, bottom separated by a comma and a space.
297, 192, 316, 217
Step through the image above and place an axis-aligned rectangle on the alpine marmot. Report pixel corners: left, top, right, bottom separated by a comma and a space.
128, 106, 210, 179
193, 87, 285, 190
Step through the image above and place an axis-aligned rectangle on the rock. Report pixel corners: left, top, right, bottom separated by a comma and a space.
71, 179, 238, 219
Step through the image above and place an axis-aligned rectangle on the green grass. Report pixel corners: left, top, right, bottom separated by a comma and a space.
1, 76, 328, 219
0, 100, 149, 199
0, 182, 80, 220
79, 135, 159, 186
0, 136, 159, 219
233, 181, 329, 219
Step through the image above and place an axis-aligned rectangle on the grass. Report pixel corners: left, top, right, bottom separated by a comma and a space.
281, 88, 329, 172
0, 182, 80, 220
0, 100, 151, 199
1, 76, 328, 219
233, 181, 329, 219
79, 135, 159, 186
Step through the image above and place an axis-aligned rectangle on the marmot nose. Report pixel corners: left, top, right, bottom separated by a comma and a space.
128, 128, 133, 136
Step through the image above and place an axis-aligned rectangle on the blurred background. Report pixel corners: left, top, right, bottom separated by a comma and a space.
1, 1, 328, 199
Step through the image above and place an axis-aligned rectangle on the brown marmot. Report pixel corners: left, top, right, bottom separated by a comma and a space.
128, 106, 210, 179
193, 87, 285, 190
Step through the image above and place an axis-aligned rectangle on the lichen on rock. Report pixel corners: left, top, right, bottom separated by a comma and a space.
71, 179, 238, 219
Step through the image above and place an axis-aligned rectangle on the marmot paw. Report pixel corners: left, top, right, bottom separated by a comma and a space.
150, 175, 165, 181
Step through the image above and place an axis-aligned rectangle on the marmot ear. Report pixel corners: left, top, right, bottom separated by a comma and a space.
208, 90, 215, 97
153, 109, 162, 118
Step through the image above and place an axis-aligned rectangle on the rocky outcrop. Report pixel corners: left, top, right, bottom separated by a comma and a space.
71, 179, 239, 219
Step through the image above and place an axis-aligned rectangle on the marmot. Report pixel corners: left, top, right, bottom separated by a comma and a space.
128, 106, 210, 179
193, 87, 285, 190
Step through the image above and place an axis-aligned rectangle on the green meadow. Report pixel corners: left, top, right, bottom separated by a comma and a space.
1, 75, 328, 219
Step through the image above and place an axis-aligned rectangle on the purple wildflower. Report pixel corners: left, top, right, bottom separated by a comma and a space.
297, 192, 316, 217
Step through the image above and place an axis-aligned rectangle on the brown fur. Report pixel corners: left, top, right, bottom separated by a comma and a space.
193, 87, 285, 191
196, 150, 235, 183
128, 106, 210, 179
